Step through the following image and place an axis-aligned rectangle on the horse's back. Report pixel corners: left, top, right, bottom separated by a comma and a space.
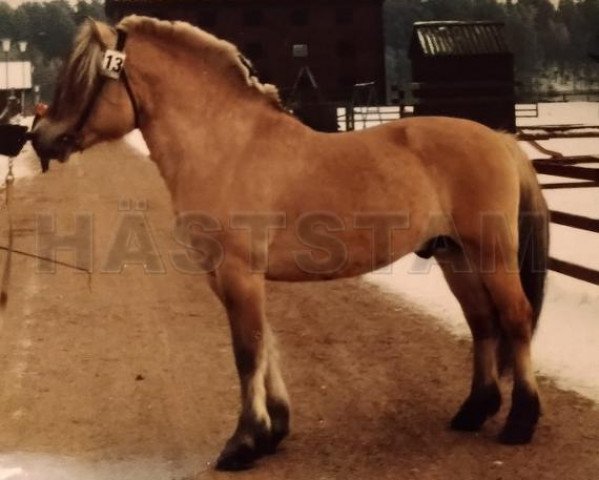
377, 116, 522, 215
336, 116, 523, 245
313, 116, 521, 214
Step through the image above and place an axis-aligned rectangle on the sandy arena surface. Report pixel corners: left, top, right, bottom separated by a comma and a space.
0, 140, 597, 479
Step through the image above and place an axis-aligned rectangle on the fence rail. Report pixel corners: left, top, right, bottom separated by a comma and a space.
529, 151, 599, 286
550, 211, 599, 233
549, 259, 599, 285
532, 159, 599, 182
515, 104, 539, 118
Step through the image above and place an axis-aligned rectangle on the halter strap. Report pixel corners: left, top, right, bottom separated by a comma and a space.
117, 29, 141, 129
73, 28, 140, 136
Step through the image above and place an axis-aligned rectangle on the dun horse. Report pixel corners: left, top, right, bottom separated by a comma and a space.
31, 17, 549, 471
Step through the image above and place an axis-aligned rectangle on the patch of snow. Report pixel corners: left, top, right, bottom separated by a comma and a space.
537, 174, 583, 185
0, 453, 209, 480
550, 224, 599, 270
0, 468, 23, 480
544, 187, 598, 218
517, 102, 599, 127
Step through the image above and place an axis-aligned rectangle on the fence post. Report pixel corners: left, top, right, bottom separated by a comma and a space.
346, 104, 354, 131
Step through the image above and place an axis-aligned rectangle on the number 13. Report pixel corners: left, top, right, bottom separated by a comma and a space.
104, 54, 124, 74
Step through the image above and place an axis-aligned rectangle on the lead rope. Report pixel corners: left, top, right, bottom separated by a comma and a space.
0, 158, 93, 309
0, 157, 15, 307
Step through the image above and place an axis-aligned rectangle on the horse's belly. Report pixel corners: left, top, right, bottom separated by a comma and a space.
264, 225, 428, 282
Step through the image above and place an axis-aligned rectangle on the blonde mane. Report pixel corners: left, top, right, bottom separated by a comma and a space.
50, 21, 104, 118
118, 15, 283, 109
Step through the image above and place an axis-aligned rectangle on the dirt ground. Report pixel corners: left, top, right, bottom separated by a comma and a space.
0, 139, 597, 480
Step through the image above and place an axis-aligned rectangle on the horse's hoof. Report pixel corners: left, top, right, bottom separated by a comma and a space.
498, 422, 535, 445
262, 401, 290, 455
215, 441, 258, 471
451, 407, 489, 431
256, 427, 289, 455
499, 386, 540, 445
450, 384, 501, 431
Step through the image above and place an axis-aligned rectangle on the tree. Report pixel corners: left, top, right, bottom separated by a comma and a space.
39, 1, 77, 58
74, 0, 107, 24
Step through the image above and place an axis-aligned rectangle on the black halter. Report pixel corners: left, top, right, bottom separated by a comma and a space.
72, 28, 141, 137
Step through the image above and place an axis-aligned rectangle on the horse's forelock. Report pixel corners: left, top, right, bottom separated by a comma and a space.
51, 21, 104, 119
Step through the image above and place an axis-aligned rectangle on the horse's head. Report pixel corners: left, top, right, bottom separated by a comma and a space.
30, 18, 139, 171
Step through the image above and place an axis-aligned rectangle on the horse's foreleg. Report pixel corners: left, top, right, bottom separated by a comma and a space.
436, 248, 502, 431
207, 265, 275, 470
264, 326, 291, 452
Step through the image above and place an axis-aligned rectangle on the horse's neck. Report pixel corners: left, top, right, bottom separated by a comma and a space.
130, 39, 299, 195
139, 93, 293, 196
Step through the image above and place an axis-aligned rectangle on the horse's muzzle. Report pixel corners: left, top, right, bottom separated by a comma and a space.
29, 130, 76, 173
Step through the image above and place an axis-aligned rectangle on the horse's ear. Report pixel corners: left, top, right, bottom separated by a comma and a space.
85, 17, 113, 49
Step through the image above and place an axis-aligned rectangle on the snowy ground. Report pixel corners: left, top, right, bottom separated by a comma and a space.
2, 103, 598, 404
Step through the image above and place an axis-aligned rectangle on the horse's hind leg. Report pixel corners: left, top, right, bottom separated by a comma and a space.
436, 248, 502, 431
467, 233, 541, 444
207, 260, 285, 470
479, 266, 540, 444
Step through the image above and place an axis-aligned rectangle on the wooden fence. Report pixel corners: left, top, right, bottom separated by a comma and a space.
523, 136, 599, 285
339, 101, 542, 131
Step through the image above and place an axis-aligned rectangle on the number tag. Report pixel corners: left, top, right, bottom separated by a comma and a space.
101, 49, 126, 80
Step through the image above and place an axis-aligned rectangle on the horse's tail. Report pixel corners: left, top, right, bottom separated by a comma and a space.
497, 133, 550, 374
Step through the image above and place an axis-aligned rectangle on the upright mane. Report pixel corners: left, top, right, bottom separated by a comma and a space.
118, 15, 284, 109
51, 20, 104, 118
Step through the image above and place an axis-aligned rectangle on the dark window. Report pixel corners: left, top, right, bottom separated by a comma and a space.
243, 9, 264, 26
336, 7, 353, 25
197, 10, 218, 29
338, 74, 357, 88
337, 40, 356, 59
245, 42, 265, 60
292, 44, 309, 58
290, 8, 310, 26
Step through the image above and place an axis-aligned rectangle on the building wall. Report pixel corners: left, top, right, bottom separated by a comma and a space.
0, 61, 33, 90
106, 0, 385, 103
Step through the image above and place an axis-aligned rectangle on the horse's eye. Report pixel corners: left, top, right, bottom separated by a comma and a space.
59, 134, 76, 144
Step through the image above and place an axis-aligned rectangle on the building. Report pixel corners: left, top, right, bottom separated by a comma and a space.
409, 21, 516, 132
0, 61, 33, 112
105, 0, 386, 104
